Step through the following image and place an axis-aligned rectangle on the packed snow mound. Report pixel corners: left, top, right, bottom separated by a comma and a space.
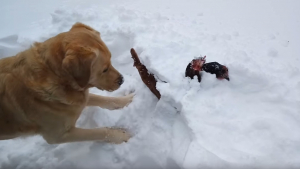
0, 0, 300, 169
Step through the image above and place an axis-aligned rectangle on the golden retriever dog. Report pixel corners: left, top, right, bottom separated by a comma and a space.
0, 22, 134, 144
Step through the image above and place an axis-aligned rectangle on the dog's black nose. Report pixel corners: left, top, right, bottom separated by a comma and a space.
118, 75, 124, 85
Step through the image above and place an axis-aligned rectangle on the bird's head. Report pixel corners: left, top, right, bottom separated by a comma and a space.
202, 62, 230, 81
216, 65, 230, 81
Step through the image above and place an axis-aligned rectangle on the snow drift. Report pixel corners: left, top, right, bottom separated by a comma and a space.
0, 0, 300, 168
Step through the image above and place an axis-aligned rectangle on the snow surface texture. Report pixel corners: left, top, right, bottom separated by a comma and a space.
1, 0, 300, 168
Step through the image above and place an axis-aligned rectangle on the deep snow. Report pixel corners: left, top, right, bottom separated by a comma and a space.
0, 0, 300, 168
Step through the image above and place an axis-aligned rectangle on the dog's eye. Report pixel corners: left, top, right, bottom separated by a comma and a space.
103, 68, 108, 73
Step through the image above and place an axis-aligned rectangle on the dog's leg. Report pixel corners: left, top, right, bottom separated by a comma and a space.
87, 93, 134, 110
43, 127, 130, 144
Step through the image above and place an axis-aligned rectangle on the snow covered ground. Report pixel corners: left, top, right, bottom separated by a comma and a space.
1, 0, 300, 168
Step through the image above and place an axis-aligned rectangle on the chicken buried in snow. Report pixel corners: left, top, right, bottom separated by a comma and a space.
185, 56, 230, 82
130, 48, 229, 101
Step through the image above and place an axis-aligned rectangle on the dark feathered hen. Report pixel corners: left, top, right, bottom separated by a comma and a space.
185, 56, 206, 82
185, 56, 229, 82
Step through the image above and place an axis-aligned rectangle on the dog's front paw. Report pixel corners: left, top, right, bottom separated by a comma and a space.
120, 93, 135, 107
105, 128, 131, 144
110, 93, 135, 110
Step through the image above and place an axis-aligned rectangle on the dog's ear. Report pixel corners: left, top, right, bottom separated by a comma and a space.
70, 22, 100, 35
62, 46, 96, 88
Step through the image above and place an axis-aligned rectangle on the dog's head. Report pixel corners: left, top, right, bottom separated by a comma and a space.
62, 22, 123, 91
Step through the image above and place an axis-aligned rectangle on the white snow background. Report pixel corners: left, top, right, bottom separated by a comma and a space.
0, 0, 300, 168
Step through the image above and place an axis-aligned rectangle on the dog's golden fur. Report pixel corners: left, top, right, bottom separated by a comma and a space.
0, 22, 133, 144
